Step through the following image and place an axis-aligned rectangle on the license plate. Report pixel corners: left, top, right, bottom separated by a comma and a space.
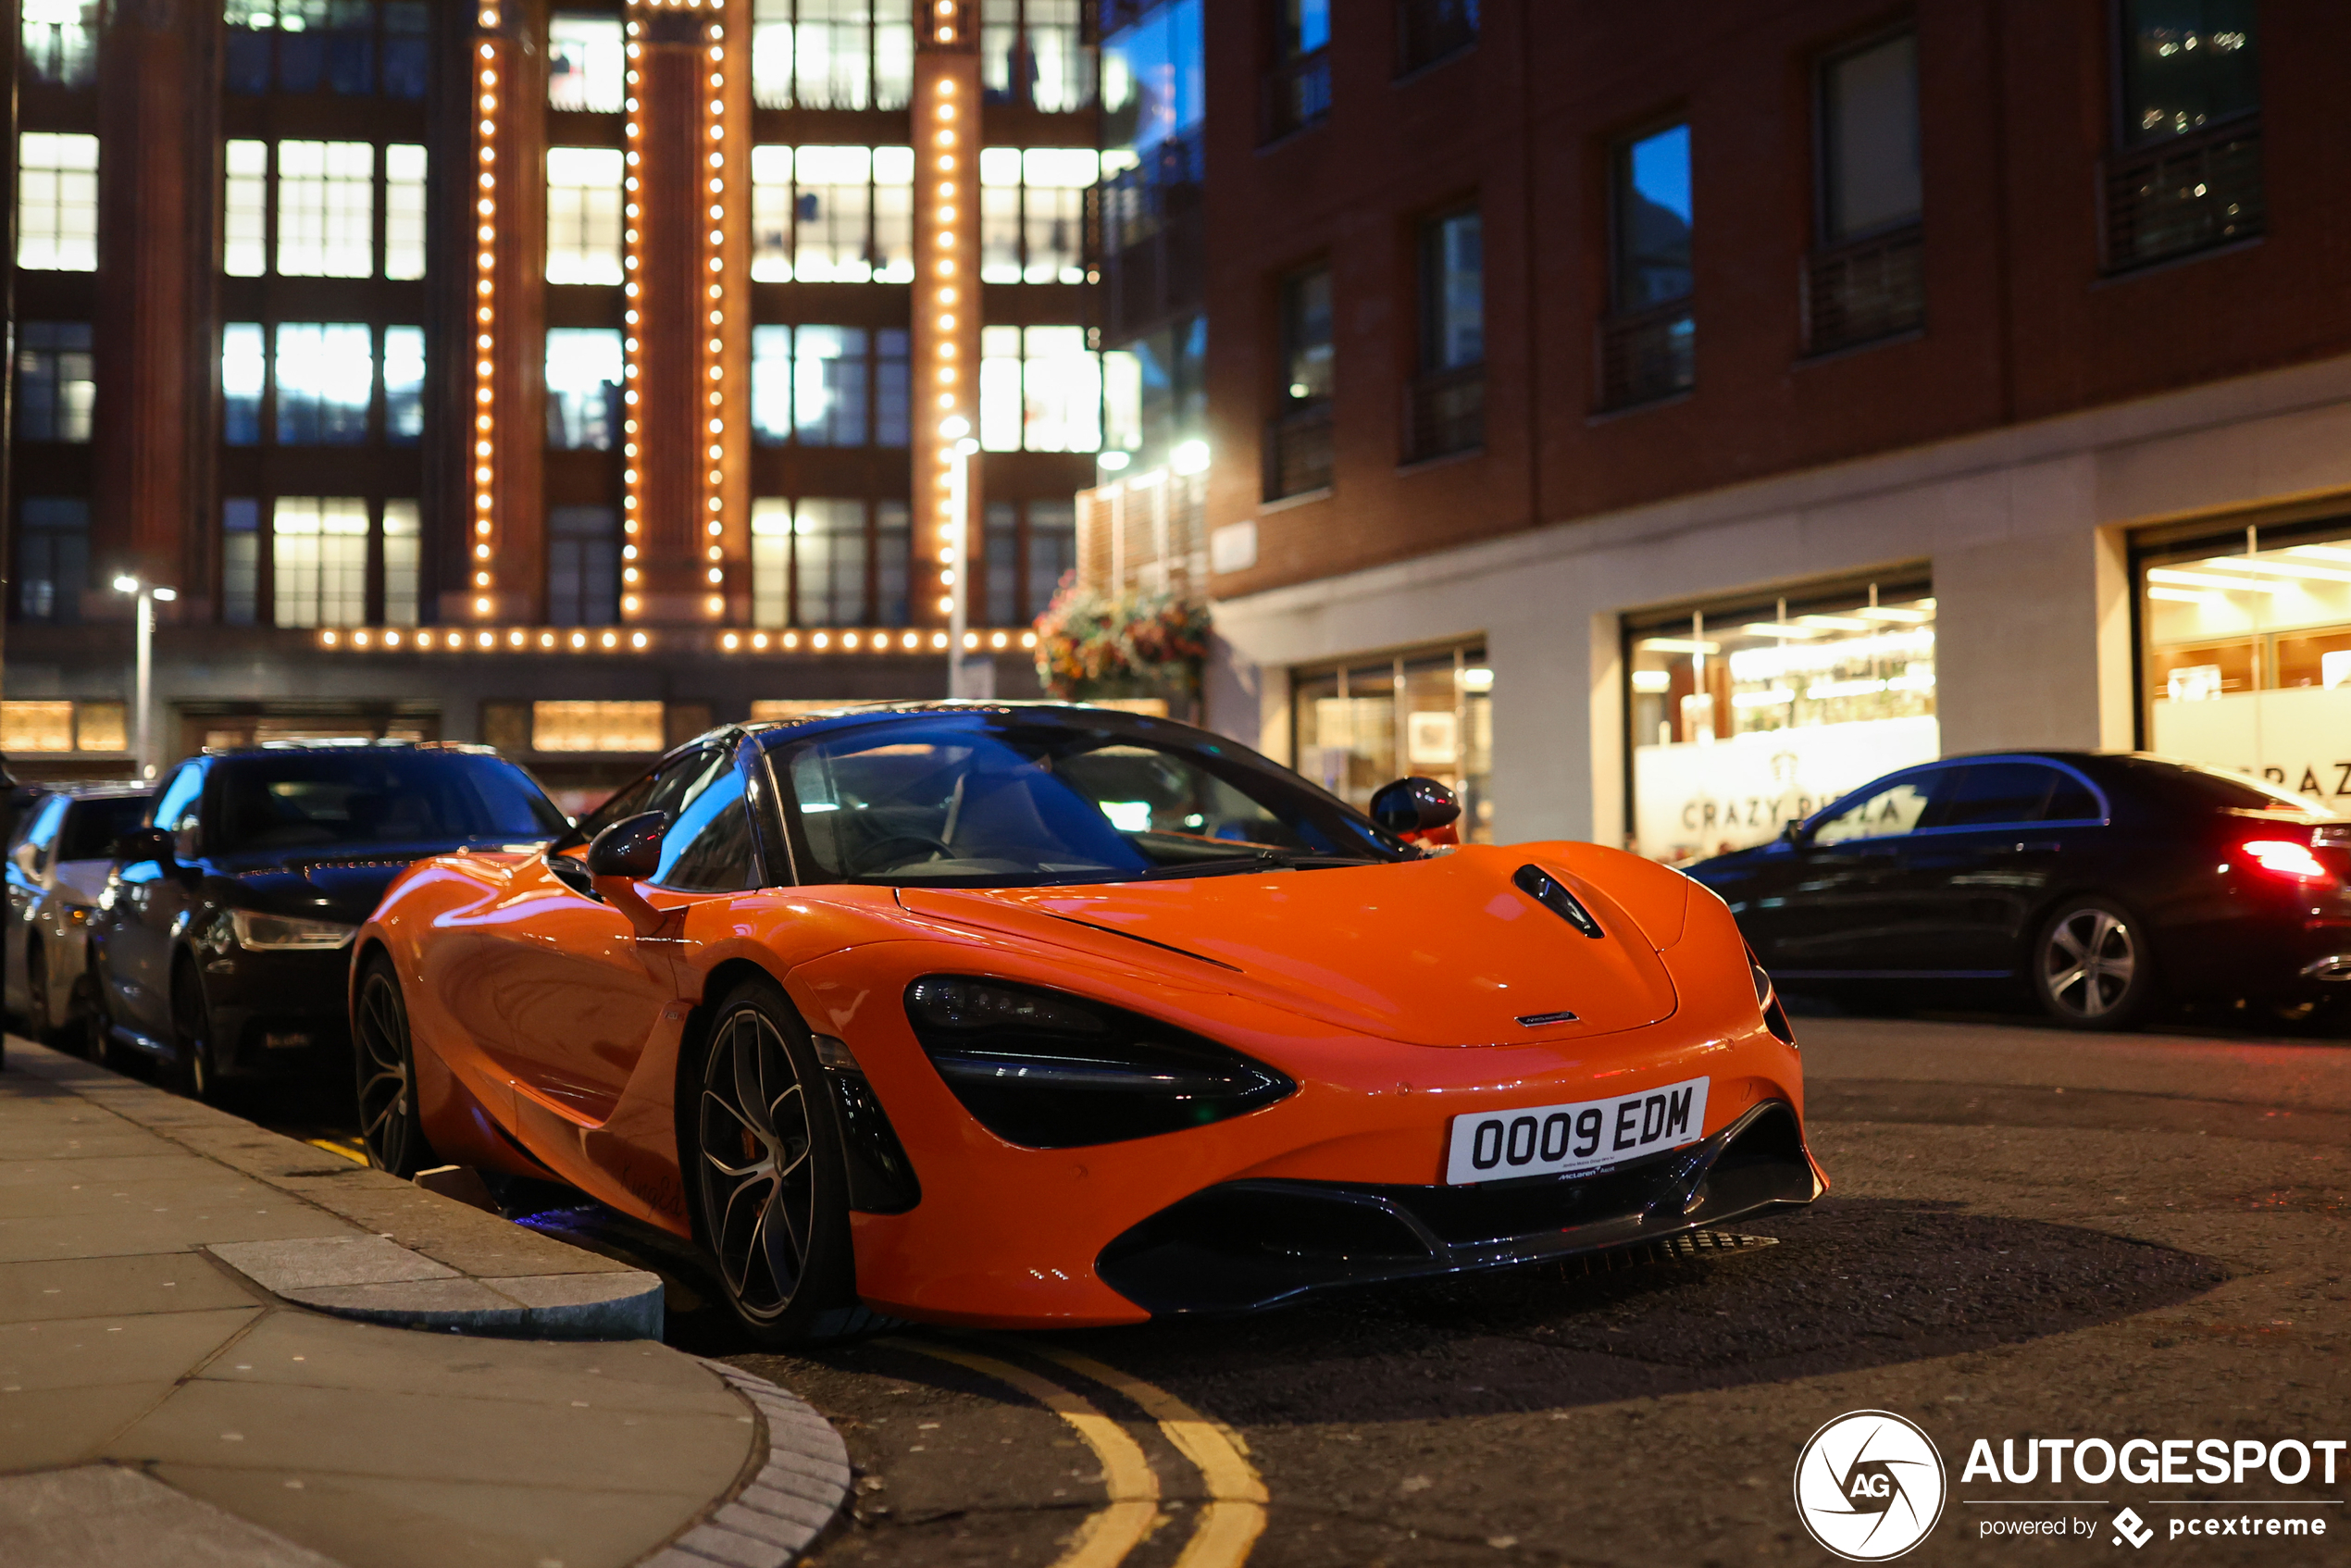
1445, 1076, 1710, 1185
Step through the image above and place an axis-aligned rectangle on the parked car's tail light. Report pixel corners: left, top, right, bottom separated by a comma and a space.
1747, 944, 1797, 1049
230, 910, 359, 951
903, 976, 1294, 1149
2242, 839, 2332, 884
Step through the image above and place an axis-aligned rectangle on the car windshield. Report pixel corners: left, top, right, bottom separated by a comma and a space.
211, 751, 568, 856
767, 711, 1409, 886
58, 796, 151, 861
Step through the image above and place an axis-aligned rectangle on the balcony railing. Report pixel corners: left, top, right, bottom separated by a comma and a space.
1803, 224, 1924, 357
1088, 130, 1208, 342
2103, 117, 2263, 273
1404, 363, 1484, 462
1597, 299, 1694, 413
1262, 47, 1331, 142
1397, 0, 1478, 76
1264, 402, 1335, 500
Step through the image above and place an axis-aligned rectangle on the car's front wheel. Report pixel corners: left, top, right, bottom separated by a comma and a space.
2032, 897, 2156, 1029
171, 963, 224, 1102
355, 954, 436, 1177
688, 977, 868, 1346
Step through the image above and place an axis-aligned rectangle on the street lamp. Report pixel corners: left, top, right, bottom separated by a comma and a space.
939, 417, 982, 699
111, 576, 177, 780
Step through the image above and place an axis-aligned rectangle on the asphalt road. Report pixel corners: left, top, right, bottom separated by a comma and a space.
231, 1003, 2349, 1567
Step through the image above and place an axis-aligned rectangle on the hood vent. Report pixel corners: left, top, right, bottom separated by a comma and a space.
1513, 864, 1604, 939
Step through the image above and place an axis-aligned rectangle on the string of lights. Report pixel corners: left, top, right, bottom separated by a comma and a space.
315, 628, 1039, 653
469, 3, 504, 617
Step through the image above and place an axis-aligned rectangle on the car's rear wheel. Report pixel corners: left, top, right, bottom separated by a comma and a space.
171, 964, 223, 1102
355, 954, 436, 1177
689, 978, 868, 1346
2032, 897, 2155, 1030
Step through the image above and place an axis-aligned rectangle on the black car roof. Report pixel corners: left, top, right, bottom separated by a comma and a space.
197, 740, 502, 759
737, 700, 1200, 746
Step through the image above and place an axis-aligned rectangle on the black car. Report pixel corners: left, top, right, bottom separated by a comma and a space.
89, 742, 567, 1097
1684, 751, 2351, 1028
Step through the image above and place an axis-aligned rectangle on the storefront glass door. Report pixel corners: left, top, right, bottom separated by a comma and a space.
1293, 641, 1493, 841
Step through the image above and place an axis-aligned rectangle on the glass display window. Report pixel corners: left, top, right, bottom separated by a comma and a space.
1626, 574, 1935, 863
2138, 513, 2351, 809
1291, 641, 1492, 841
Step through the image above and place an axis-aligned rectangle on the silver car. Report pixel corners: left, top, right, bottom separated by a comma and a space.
6, 785, 152, 1042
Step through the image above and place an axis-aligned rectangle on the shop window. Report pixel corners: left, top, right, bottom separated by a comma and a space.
18, 132, 97, 272
4, 701, 129, 754
383, 327, 424, 445
980, 325, 1102, 453
547, 330, 623, 450
381, 500, 419, 625
980, 0, 1094, 113
2140, 518, 2351, 807
546, 147, 625, 284
751, 0, 914, 112
18, 322, 93, 443
549, 13, 626, 111
18, 498, 89, 623
271, 496, 368, 627
1624, 579, 1936, 863
384, 143, 427, 280
222, 500, 261, 625
532, 701, 665, 754
547, 506, 619, 625
275, 140, 374, 277
274, 323, 373, 444
24, 0, 101, 87
1293, 643, 1492, 841
1810, 31, 1923, 355
979, 146, 1099, 285
221, 323, 266, 445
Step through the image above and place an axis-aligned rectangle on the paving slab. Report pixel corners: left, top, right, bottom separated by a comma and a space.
0, 1307, 260, 1393
0, 1252, 255, 1322
0, 1463, 338, 1568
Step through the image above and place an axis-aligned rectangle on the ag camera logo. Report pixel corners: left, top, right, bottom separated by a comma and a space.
1794, 1411, 1948, 1562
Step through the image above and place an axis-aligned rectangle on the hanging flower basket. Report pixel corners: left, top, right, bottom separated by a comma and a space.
1032, 577, 1211, 703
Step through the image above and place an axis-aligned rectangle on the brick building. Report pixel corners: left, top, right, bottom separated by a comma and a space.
1188, 0, 2351, 856
6, 0, 1114, 803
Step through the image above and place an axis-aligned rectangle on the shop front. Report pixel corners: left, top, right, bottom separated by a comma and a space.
1292, 640, 1493, 841
2139, 511, 2351, 811
1625, 571, 1937, 862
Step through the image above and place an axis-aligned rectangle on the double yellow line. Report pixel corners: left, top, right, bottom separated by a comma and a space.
888, 1338, 1268, 1568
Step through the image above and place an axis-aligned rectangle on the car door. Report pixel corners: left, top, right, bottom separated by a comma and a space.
493, 743, 741, 1124
1766, 765, 1956, 976
1900, 760, 2101, 974
6, 795, 66, 1014
104, 762, 207, 1038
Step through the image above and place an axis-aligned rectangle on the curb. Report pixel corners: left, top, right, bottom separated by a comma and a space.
634, 1361, 854, 1567
205, 1234, 665, 1339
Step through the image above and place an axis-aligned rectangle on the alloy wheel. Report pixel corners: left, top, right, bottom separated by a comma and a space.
173, 975, 218, 1101
2041, 907, 2137, 1021
696, 1006, 818, 1323
355, 966, 425, 1176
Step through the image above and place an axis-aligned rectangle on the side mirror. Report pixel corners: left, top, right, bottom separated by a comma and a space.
586, 812, 669, 936
1369, 777, 1462, 838
116, 827, 176, 870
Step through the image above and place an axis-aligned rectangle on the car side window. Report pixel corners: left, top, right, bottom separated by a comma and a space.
570, 746, 723, 846
653, 756, 760, 892
1933, 763, 2062, 829
2046, 774, 2102, 822
1812, 771, 1942, 844
150, 765, 206, 859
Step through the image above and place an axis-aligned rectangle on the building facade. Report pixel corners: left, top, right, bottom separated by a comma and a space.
1192, 0, 2351, 856
6, 0, 1116, 803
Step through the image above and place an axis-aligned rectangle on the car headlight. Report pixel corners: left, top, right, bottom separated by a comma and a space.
903, 975, 1295, 1149
230, 910, 358, 952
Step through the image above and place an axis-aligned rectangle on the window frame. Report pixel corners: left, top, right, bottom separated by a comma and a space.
1813, 23, 1923, 250
2110, 0, 2262, 152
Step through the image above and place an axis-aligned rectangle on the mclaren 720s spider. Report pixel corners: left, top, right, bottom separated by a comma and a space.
355, 703, 1823, 1342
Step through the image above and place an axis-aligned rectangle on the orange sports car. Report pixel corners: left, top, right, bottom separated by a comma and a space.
355, 703, 1822, 1341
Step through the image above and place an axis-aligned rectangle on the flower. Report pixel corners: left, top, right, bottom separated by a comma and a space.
1032, 578, 1210, 700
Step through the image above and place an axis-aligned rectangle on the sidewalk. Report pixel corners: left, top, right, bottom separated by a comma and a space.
0, 1038, 849, 1568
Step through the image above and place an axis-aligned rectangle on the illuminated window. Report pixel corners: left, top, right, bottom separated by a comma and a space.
795, 326, 868, 445
384, 143, 426, 279
547, 146, 625, 284
383, 326, 424, 445
793, 498, 867, 626
18, 323, 93, 443
752, 326, 908, 447
980, 0, 1093, 112
272, 496, 369, 627
751, 144, 912, 282
1027, 499, 1074, 618
532, 702, 665, 753
980, 325, 1101, 453
549, 13, 626, 111
24, 0, 101, 88
751, 500, 791, 628
979, 145, 1097, 284
1102, 345, 1142, 453
224, 139, 268, 276
983, 498, 1073, 624
752, 0, 914, 111
274, 322, 373, 444
547, 506, 619, 625
18, 132, 97, 271
546, 329, 623, 450
223, 499, 260, 625
221, 323, 266, 445
276, 139, 374, 278
381, 500, 419, 624
18, 498, 88, 622
226, 0, 426, 98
